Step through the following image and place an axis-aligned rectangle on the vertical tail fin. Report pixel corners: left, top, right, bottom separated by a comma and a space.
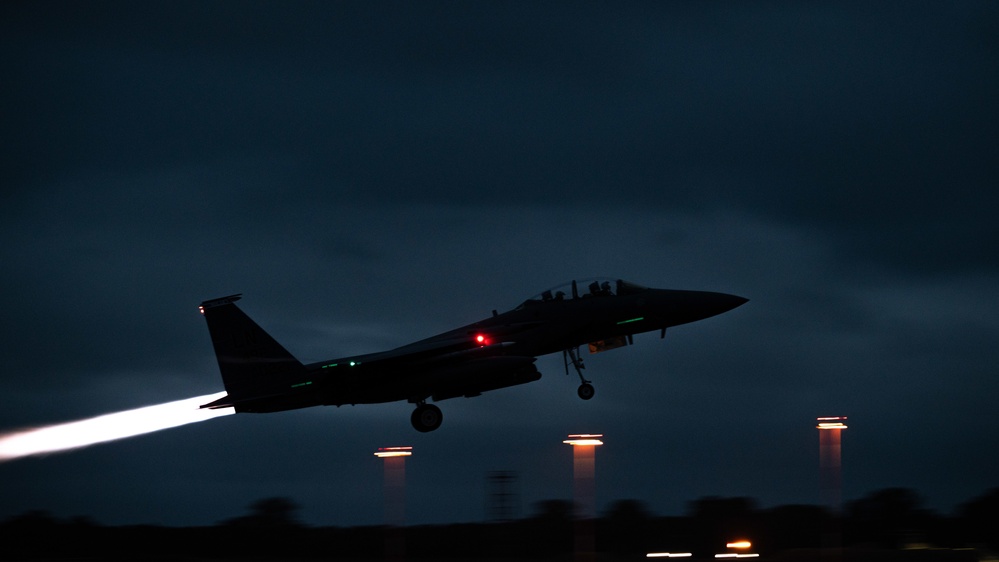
199, 294, 305, 401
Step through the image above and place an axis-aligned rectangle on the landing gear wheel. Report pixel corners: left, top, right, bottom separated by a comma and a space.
577, 383, 595, 400
411, 404, 443, 432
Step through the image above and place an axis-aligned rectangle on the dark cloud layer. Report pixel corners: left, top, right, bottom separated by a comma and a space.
1, 2, 997, 526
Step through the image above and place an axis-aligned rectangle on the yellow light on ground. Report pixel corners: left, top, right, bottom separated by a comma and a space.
817, 416, 848, 429
374, 446, 413, 458
726, 541, 752, 549
375, 445, 410, 558
565, 432, 602, 557
563, 433, 604, 446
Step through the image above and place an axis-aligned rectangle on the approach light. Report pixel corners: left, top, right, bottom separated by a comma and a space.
374, 446, 413, 458
817, 416, 848, 429
563, 433, 604, 446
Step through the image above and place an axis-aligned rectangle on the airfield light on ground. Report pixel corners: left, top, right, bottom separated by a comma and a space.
818, 416, 847, 557
565, 433, 603, 561
817, 416, 847, 512
375, 446, 412, 524
375, 445, 411, 561
817, 416, 848, 430
715, 539, 759, 558
563, 434, 604, 446
374, 446, 413, 458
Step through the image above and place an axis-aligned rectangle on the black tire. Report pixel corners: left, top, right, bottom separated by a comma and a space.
577, 383, 595, 400
411, 404, 443, 432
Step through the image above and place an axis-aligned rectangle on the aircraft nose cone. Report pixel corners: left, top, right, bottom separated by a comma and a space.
712, 292, 749, 315
687, 291, 748, 322
652, 289, 748, 327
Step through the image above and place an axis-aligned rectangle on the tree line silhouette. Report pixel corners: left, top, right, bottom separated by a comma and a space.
3, 487, 996, 560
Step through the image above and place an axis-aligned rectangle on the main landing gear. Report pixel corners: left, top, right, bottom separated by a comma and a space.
411, 402, 443, 433
564, 346, 595, 400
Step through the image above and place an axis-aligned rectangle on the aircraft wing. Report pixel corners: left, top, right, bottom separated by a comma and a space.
294, 323, 546, 407
306, 321, 544, 370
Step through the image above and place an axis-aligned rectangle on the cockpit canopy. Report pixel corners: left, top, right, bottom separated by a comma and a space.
515, 278, 648, 310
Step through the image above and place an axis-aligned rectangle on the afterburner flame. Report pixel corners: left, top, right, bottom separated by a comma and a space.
0, 392, 233, 462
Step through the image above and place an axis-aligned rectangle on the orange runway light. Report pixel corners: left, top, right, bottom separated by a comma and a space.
563, 433, 604, 446
374, 446, 413, 458
817, 416, 848, 429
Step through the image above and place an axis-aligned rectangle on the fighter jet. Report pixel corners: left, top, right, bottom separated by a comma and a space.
199, 278, 746, 432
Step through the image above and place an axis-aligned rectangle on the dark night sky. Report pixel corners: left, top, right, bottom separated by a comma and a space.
2, 1, 997, 527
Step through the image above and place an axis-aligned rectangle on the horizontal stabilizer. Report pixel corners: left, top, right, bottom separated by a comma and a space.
200, 395, 235, 409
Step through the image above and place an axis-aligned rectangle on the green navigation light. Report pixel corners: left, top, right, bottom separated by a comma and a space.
616, 317, 644, 325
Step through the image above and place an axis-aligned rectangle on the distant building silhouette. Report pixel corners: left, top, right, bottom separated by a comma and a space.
487, 470, 520, 522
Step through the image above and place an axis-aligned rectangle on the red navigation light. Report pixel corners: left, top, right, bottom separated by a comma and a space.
475, 334, 489, 346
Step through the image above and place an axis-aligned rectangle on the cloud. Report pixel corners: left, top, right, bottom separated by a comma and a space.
1, 1, 996, 526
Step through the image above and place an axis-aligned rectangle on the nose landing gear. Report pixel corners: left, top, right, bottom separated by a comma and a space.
564, 346, 595, 400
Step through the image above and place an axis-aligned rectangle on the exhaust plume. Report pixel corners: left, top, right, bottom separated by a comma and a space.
0, 392, 233, 462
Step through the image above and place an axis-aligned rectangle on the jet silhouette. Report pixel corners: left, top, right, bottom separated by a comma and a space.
199, 278, 746, 432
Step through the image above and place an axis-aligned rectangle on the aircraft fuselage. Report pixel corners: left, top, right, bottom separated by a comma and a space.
199, 278, 747, 431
